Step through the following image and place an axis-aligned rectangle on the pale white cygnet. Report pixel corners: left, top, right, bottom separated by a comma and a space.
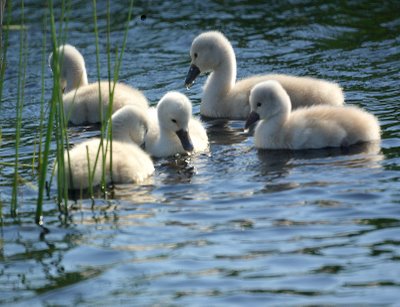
49, 44, 148, 125
111, 91, 209, 158
245, 80, 380, 150
185, 31, 344, 119
64, 138, 154, 190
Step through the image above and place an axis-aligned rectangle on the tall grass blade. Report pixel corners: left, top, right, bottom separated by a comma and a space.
0, 0, 5, 71
104, 0, 135, 190
34, 7, 48, 176
53, 0, 71, 220
91, 0, 106, 197
36, 0, 65, 225
11, 0, 27, 217
89, 0, 135, 197
0, 0, 5, 77
105, 0, 112, 192
0, 0, 10, 118
0, 0, 8, 223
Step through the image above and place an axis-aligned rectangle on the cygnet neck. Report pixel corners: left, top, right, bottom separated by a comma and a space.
158, 124, 177, 141
111, 107, 148, 145
203, 46, 237, 106
264, 106, 291, 140
66, 64, 88, 93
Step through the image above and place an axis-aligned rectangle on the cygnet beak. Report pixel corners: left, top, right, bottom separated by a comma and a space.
176, 129, 194, 152
185, 64, 201, 89
245, 111, 260, 130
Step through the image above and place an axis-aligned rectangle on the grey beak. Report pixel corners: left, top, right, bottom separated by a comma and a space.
185, 64, 201, 88
176, 129, 194, 152
245, 111, 260, 130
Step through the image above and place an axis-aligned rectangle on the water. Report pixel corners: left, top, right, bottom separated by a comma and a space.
1, 0, 400, 305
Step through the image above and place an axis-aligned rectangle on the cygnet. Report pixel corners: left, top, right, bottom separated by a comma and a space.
185, 31, 344, 119
245, 80, 380, 150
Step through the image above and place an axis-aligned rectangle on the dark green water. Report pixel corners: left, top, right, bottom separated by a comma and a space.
1, 0, 400, 305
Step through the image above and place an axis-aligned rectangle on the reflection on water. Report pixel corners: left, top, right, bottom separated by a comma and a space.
155, 155, 198, 184
1, 0, 400, 305
204, 118, 249, 145
256, 140, 383, 173
255, 141, 384, 197
109, 184, 158, 203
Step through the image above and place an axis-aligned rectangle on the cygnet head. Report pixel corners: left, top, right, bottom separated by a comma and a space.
48, 44, 88, 93
158, 91, 194, 152
245, 80, 291, 129
185, 31, 234, 88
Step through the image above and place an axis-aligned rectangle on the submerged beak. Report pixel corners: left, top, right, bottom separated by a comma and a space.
185, 64, 201, 89
176, 129, 194, 152
245, 111, 260, 130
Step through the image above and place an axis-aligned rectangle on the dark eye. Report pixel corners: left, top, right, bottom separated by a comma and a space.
194, 53, 198, 58
171, 119, 177, 123
256, 102, 261, 107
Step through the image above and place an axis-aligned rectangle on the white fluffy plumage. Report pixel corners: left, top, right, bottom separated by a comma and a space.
49, 44, 148, 125
246, 80, 380, 150
111, 91, 209, 158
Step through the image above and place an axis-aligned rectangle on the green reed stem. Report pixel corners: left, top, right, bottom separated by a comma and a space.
57, 0, 69, 46
0, 0, 5, 48
114, 0, 134, 82
90, 0, 107, 197
105, 0, 134, 186
0, 0, 9, 223
85, 145, 94, 199
105, 0, 113, 191
11, 0, 27, 217
0, 0, 5, 69
36, 0, 62, 225
55, 99, 69, 209
0, 0, 10, 118
55, 0, 71, 220
34, 8, 48, 177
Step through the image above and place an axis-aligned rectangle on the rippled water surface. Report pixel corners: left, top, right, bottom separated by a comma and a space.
1, 1, 400, 305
